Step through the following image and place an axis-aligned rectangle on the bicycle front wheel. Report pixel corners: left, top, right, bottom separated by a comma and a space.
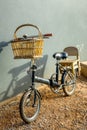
20, 88, 41, 123
63, 71, 76, 96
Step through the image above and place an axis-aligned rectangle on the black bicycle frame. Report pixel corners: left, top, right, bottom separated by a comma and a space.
34, 60, 65, 87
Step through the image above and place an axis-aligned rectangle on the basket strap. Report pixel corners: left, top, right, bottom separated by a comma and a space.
14, 24, 42, 39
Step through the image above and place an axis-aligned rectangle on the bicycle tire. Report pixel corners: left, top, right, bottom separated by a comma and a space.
63, 71, 76, 96
20, 88, 41, 123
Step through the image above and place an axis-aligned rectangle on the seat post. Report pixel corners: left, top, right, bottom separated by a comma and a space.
55, 59, 59, 82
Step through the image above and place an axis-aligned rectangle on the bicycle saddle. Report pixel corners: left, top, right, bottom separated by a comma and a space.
53, 52, 68, 60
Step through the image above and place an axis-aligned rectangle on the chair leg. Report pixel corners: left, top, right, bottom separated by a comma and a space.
78, 62, 80, 76
72, 63, 75, 75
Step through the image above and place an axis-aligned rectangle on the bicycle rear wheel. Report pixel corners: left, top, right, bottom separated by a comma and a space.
63, 71, 76, 96
20, 88, 41, 123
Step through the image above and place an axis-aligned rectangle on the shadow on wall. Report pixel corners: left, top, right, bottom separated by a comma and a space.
0, 41, 10, 52
0, 54, 48, 102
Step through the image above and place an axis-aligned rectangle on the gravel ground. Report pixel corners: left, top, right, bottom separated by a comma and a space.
0, 76, 87, 130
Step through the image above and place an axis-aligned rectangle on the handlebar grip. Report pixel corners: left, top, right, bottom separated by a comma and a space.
43, 33, 52, 37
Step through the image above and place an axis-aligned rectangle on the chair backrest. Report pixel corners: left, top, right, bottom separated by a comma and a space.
64, 46, 79, 60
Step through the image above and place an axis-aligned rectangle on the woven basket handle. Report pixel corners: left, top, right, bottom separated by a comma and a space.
14, 24, 42, 39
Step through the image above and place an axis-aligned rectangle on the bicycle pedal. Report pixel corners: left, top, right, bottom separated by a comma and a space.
58, 85, 63, 90
57, 85, 63, 92
32, 104, 37, 107
55, 90, 59, 93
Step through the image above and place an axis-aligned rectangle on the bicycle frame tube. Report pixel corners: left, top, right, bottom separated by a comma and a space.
35, 76, 59, 87
61, 69, 67, 84
35, 76, 50, 85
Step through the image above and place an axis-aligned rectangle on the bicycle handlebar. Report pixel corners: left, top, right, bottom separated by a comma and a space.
11, 33, 52, 43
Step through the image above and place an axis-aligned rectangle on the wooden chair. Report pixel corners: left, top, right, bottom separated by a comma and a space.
60, 46, 80, 76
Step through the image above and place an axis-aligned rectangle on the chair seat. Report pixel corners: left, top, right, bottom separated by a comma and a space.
60, 59, 79, 74
60, 59, 78, 64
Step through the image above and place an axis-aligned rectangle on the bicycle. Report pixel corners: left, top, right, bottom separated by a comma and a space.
11, 24, 76, 123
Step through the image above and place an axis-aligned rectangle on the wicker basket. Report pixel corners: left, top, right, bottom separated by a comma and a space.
11, 24, 44, 59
